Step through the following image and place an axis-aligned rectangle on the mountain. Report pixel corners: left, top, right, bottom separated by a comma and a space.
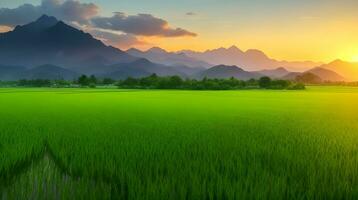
0, 64, 79, 80
319, 60, 358, 81
100, 58, 186, 80
282, 67, 345, 82
180, 46, 322, 71
126, 47, 211, 68
0, 15, 136, 70
0, 65, 27, 81
196, 65, 262, 80
282, 72, 301, 80
168, 64, 205, 75
306, 67, 345, 82
20, 65, 79, 80
256, 67, 290, 78
295, 73, 323, 84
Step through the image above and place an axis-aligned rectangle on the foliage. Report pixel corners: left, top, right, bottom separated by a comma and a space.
118, 74, 302, 90
1, 74, 305, 90
259, 76, 272, 88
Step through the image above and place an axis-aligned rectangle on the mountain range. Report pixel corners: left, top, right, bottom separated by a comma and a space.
179, 46, 323, 71
126, 47, 210, 68
0, 15, 357, 82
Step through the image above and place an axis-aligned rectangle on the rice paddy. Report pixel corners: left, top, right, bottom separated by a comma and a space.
0, 87, 358, 199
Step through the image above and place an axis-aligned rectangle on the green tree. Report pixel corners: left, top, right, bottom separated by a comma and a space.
102, 78, 115, 85
78, 75, 89, 86
259, 76, 271, 88
89, 75, 97, 84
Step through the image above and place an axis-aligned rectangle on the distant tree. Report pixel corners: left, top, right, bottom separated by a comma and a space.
246, 78, 258, 87
102, 78, 115, 85
121, 77, 139, 87
78, 75, 89, 86
140, 73, 159, 88
168, 76, 183, 88
116, 74, 300, 90
270, 80, 290, 89
89, 75, 97, 84
259, 76, 271, 88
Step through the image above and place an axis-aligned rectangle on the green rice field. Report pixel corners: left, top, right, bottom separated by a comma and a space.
0, 87, 358, 199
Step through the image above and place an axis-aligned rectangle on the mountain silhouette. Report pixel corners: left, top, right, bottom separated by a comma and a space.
180, 46, 322, 71
127, 47, 211, 68
306, 67, 345, 82
319, 60, 358, 81
20, 65, 79, 80
100, 58, 186, 79
196, 65, 262, 80
282, 67, 345, 82
0, 15, 136, 69
256, 67, 290, 78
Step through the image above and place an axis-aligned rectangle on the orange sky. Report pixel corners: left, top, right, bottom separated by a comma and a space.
2, 0, 358, 63
131, 15, 358, 63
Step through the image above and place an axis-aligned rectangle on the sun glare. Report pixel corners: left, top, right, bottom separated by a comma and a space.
352, 55, 358, 62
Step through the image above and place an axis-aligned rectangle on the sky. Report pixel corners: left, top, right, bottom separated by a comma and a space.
1, 0, 358, 63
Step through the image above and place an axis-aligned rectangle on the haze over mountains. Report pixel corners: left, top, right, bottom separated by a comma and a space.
0, 15, 357, 82
179, 46, 323, 71
126, 47, 211, 68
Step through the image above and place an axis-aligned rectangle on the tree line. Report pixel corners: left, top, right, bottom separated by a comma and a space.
0, 74, 305, 90
117, 74, 305, 90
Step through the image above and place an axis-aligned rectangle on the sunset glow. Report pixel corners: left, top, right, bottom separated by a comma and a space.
1, 0, 358, 65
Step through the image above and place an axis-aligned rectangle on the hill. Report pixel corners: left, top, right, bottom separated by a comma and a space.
282, 67, 345, 82
20, 65, 79, 80
306, 67, 345, 82
256, 67, 290, 78
196, 65, 262, 80
319, 60, 358, 81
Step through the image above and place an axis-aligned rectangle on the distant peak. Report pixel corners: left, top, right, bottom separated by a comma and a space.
213, 64, 242, 70
127, 47, 141, 52
228, 45, 239, 50
276, 67, 288, 71
36, 15, 58, 24
133, 58, 152, 64
245, 49, 268, 58
148, 47, 167, 53
245, 49, 265, 54
330, 59, 346, 64
13, 14, 59, 32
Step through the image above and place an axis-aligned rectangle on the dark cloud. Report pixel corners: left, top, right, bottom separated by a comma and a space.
0, 0, 98, 27
91, 13, 197, 37
0, 0, 196, 47
0, 4, 40, 26
91, 30, 148, 49
186, 12, 196, 16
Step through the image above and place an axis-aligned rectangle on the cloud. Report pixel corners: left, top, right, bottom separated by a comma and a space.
0, 25, 13, 33
0, 4, 40, 26
186, 12, 196, 16
91, 12, 197, 37
0, 0, 196, 48
0, 0, 98, 27
91, 30, 148, 49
